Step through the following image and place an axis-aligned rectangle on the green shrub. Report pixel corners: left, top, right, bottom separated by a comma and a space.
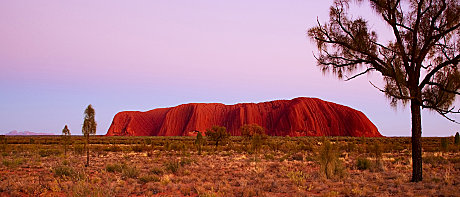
38, 149, 61, 157
356, 157, 371, 170
318, 140, 345, 179
131, 144, 148, 152
139, 175, 160, 183
122, 165, 139, 179
106, 163, 124, 173
150, 167, 164, 175
264, 153, 275, 160
287, 171, 306, 187
423, 156, 448, 165
54, 165, 74, 177
74, 144, 85, 155
164, 161, 180, 174
2, 158, 23, 168
145, 138, 152, 145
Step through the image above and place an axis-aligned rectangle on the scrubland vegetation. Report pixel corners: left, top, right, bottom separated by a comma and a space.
0, 134, 459, 196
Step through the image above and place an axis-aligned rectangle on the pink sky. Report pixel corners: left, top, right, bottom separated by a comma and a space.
0, 1, 458, 136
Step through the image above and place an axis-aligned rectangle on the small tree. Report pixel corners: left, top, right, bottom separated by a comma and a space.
82, 104, 97, 167
61, 125, 71, 156
240, 124, 265, 139
205, 126, 230, 148
240, 124, 267, 153
455, 132, 459, 145
195, 131, 204, 155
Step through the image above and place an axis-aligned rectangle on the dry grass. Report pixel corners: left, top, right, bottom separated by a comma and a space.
0, 136, 458, 196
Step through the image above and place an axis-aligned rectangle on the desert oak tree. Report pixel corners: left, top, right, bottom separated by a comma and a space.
308, 0, 459, 182
61, 125, 71, 156
82, 104, 97, 167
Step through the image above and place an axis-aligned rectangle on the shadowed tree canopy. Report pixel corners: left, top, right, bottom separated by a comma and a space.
308, 0, 459, 182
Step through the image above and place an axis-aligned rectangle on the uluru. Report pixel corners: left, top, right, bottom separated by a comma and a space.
106, 97, 381, 137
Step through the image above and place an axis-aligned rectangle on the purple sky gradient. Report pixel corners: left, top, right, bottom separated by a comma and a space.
0, 1, 458, 136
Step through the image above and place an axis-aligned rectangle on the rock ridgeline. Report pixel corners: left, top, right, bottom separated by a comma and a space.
106, 97, 382, 137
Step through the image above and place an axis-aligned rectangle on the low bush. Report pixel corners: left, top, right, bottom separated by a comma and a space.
54, 165, 74, 177
38, 149, 61, 157
164, 161, 180, 174
139, 175, 160, 183
150, 167, 164, 175
106, 163, 125, 173
74, 144, 85, 155
122, 165, 139, 179
53, 165, 85, 180
356, 157, 371, 170
2, 158, 24, 168
318, 140, 345, 179
424, 156, 448, 165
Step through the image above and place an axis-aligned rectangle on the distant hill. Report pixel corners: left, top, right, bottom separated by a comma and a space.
4, 130, 55, 136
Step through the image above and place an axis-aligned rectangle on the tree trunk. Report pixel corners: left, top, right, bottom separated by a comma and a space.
86, 134, 89, 167
410, 99, 423, 182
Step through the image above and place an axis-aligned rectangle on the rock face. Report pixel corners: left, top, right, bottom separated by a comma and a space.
106, 97, 382, 137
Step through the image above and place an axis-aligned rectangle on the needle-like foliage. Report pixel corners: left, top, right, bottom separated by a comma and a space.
308, 0, 459, 182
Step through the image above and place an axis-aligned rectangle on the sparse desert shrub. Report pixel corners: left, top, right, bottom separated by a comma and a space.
106, 163, 125, 173
356, 157, 371, 170
71, 180, 113, 197
279, 140, 299, 153
139, 174, 160, 183
180, 157, 194, 166
318, 140, 345, 179
264, 153, 275, 160
164, 161, 180, 174
299, 140, 314, 151
251, 133, 266, 153
38, 149, 61, 157
343, 142, 357, 152
423, 156, 448, 165
2, 158, 24, 168
287, 171, 306, 187
122, 165, 140, 179
53, 165, 85, 180
74, 143, 85, 155
455, 132, 459, 145
132, 144, 148, 152
150, 167, 164, 175
53, 165, 74, 177
145, 138, 152, 145
169, 141, 186, 151
268, 139, 282, 152
103, 144, 122, 152
369, 142, 384, 171
441, 138, 449, 152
